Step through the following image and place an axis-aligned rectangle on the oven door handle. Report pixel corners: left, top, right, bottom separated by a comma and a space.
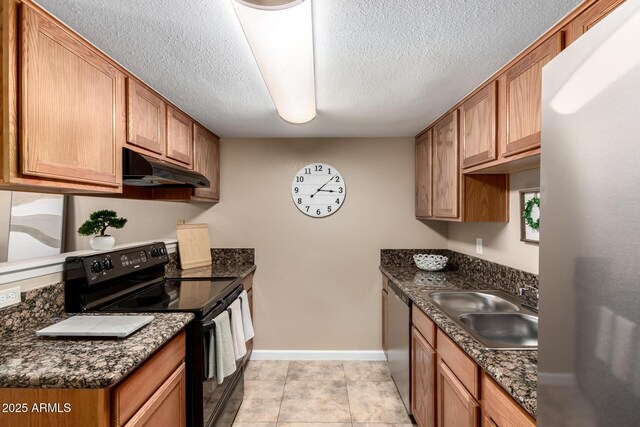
202, 319, 216, 331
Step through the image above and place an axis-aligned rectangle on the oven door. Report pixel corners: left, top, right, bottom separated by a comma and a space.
201, 319, 245, 427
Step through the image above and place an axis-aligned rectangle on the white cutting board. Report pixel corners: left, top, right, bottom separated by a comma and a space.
36, 315, 154, 338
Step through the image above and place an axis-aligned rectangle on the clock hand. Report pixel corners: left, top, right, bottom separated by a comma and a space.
317, 189, 337, 193
310, 176, 336, 198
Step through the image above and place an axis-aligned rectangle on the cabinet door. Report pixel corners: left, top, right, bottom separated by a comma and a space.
566, 0, 625, 46
412, 327, 436, 427
124, 363, 186, 427
382, 289, 388, 355
166, 106, 193, 167
127, 78, 165, 155
432, 111, 459, 219
460, 81, 497, 168
437, 360, 479, 427
192, 124, 220, 201
481, 374, 535, 427
20, 4, 124, 188
246, 287, 254, 354
500, 32, 562, 158
416, 130, 433, 218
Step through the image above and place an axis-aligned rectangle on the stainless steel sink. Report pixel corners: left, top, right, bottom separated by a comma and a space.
425, 289, 538, 350
458, 313, 538, 350
430, 291, 519, 313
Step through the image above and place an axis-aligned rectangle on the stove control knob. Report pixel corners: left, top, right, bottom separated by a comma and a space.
102, 259, 113, 271
151, 248, 158, 257
91, 260, 102, 273
159, 247, 166, 255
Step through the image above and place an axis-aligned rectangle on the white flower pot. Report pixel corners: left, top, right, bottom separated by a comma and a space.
89, 236, 115, 251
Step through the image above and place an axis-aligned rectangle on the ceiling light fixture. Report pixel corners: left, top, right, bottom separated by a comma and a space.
232, 0, 316, 124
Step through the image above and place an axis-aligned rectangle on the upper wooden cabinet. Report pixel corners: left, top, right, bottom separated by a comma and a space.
16, 3, 124, 191
565, 0, 625, 46
499, 32, 563, 158
415, 130, 433, 219
460, 81, 498, 168
1, 0, 220, 197
419, 0, 624, 175
192, 124, 220, 202
127, 78, 166, 155
432, 111, 459, 219
415, 121, 508, 222
166, 106, 194, 168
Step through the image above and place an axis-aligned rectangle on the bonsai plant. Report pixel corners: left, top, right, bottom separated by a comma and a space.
78, 210, 128, 250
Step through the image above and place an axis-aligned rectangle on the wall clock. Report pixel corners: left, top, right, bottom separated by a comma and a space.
291, 163, 346, 218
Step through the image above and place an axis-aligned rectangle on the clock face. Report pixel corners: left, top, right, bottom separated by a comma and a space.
291, 163, 346, 218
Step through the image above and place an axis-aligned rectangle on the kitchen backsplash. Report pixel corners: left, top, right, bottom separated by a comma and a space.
165, 248, 255, 275
381, 249, 538, 301
0, 282, 65, 337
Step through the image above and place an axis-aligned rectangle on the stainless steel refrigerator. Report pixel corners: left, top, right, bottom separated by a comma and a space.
539, 0, 640, 425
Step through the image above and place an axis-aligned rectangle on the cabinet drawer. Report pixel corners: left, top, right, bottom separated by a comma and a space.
412, 305, 436, 348
482, 373, 535, 427
436, 329, 479, 398
114, 331, 186, 426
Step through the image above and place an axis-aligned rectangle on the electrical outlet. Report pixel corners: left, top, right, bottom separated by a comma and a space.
476, 238, 483, 255
176, 218, 185, 225
0, 286, 21, 309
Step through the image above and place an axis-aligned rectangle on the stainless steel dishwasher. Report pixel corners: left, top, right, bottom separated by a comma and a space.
387, 280, 411, 414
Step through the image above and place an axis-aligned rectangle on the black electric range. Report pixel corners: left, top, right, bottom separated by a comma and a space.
64, 242, 245, 427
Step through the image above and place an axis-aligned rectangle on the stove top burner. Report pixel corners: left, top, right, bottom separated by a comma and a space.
100, 277, 239, 318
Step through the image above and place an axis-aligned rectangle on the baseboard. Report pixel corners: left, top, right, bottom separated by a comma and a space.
250, 350, 387, 361
538, 372, 577, 386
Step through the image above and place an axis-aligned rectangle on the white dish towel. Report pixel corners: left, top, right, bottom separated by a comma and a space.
239, 290, 255, 341
213, 311, 236, 384
229, 299, 247, 359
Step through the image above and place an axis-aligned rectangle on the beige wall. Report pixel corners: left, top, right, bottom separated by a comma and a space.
447, 168, 540, 274
65, 138, 449, 350
64, 196, 207, 251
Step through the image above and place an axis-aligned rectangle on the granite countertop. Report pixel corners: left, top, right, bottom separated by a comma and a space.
0, 312, 194, 389
380, 265, 538, 418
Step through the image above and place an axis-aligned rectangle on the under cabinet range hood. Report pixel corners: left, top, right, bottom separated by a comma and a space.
122, 148, 210, 188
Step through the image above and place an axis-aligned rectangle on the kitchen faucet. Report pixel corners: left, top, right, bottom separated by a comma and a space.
519, 285, 539, 313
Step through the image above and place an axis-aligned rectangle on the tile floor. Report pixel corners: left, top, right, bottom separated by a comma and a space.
234, 360, 415, 427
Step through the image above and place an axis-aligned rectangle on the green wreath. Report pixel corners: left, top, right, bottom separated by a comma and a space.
523, 195, 540, 230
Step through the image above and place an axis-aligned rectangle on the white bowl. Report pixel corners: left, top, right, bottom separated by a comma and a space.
413, 254, 448, 271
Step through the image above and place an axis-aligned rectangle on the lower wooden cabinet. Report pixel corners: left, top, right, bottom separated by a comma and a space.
382, 288, 388, 355
0, 331, 187, 427
382, 275, 389, 356
243, 272, 255, 357
412, 326, 436, 427
405, 298, 537, 427
114, 331, 186, 426
437, 359, 480, 427
123, 363, 186, 427
481, 374, 535, 427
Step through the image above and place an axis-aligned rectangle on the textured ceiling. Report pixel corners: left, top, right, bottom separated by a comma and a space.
35, 0, 580, 137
